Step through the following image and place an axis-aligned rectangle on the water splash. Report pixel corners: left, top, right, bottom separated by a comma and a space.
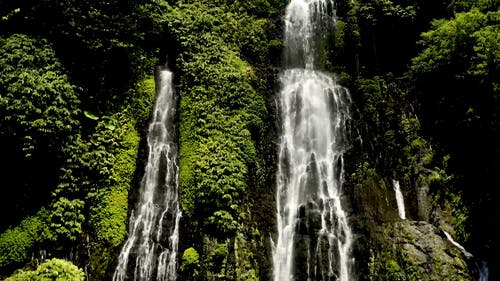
113, 67, 181, 281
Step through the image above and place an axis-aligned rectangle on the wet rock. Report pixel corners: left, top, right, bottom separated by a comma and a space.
369, 220, 473, 281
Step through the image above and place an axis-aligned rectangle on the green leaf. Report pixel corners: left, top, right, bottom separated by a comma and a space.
84, 110, 99, 120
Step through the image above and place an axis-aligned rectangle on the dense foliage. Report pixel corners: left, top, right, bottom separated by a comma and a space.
0, 1, 162, 279
169, 2, 266, 235
334, 0, 499, 279
410, 3, 500, 271
0, 34, 80, 229
5, 258, 84, 281
1, 0, 499, 280
167, 1, 280, 279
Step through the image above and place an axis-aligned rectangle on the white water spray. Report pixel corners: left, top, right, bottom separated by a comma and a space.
443, 231, 473, 258
113, 67, 181, 281
392, 180, 406, 220
273, 1, 355, 280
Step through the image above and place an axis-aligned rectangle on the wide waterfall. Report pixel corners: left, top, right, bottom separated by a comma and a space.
273, 0, 355, 280
113, 66, 181, 281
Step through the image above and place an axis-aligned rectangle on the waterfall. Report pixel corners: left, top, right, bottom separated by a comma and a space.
443, 231, 473, 258
479, 261, 489, 281
273, 0, 355, 280
113, 67, 181, 281
392, 180, 406, 220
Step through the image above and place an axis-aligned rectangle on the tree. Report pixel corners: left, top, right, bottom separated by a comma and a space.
410, 8, 499, 151
410, 5, 500, 277
0, 33, 80, 159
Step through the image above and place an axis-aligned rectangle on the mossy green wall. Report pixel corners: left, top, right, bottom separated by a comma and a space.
168, 2, 275, 280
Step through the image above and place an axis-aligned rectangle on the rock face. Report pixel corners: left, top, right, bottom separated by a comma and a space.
348, 168, 475, 280
370, 221, 473, 281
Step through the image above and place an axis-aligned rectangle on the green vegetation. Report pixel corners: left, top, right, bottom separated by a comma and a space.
0, 1, 161, 278
0, 34, 80, 159
368, 250, 422, 281
408, 2, 500, 266
5, 258, 84, 281
0, 210, 48, 269
337, 0, 498, 278
180, 247, 201, 278
168, 2, 276, 279
46, 198, 85, 244
1, 0, 499, 279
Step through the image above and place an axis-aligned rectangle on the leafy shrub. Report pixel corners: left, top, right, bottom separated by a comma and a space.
180, 247, 200, 277
0, 34, 80, 159
46, 198, 85, 243
168, 3, 267, 237
5, 258, 84, 281
0, 210, 48, 268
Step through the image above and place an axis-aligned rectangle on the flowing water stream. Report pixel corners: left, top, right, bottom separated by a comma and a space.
443, 231, 473, 258
392, 180, 406, 220
273, 0, 354, 280
113, 67, 181, 281
480, 261, 489, 281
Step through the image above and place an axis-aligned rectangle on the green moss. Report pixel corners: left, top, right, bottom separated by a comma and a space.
88, 112, 140, 247
368, 250, 422, 281
85, 100, 154, 280
85, 76, 156, 279
352, 163, 398, 224
131, 76, 156, 126
0, 209, 48, 268
170, 2, 268, 243
88, 243, 114, 281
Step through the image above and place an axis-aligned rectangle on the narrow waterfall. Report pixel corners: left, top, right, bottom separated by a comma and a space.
479, 261, 489, 281
443, 231, 473, 258
273, 0, 354, 280
392, 180, 406, 220
113, 66, 181, 281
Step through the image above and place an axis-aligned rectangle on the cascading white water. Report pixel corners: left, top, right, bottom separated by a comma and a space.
443, 231, 473, 258
113, 67, 181, 281
392, 180, 406, 220
273, 0, 354, 280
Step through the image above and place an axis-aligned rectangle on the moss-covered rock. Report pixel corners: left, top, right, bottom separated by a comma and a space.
352, 164, 400, 227
168, 2, 276, 280
0, 210, 48, 273
86, 75, 157, 280
348, 159, 474, 280
369, 221, 473, 281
